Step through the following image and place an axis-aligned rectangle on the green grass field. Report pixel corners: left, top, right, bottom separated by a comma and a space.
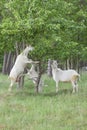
0, 72, 87, 130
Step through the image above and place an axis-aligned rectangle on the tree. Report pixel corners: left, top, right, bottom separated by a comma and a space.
0, 0, 87, 92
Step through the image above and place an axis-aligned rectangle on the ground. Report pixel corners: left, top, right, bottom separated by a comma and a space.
0, 72, 87, 130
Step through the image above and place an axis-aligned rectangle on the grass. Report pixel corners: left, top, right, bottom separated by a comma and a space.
0, 71, 87, 130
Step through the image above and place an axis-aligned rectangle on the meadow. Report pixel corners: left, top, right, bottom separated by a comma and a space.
0, 71, 87, 130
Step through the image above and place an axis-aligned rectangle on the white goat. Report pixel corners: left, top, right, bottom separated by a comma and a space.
27, 64, 38, 84
27, 64, 44, 92
51, 61, 80, 93
9, 45, 35, 91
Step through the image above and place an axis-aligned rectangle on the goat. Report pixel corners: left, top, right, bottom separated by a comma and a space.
51, 61, 80, 93
27, 64, 44, 92
8, 45, 36, 91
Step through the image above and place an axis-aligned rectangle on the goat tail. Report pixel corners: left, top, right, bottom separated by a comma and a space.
72, 74, 80, 81
75, 74, 80, 81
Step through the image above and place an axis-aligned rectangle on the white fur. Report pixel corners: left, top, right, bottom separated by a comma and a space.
8, 46, 34, 91
27, 64, 44, 92
27, 64, 38, 84
51, 61, 80, 93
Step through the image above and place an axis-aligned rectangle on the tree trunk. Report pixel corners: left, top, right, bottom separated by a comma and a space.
6, 52, 13, 74
35, 62, 42, 93
70, 56, 73, 69
2, 52, 8, 74
2, 52, 14, 74
47, 59, 52, 77
66, 59, 70, 69
76, 55, 79, 73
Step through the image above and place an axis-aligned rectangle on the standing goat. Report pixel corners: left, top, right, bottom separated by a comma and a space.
27, 64, 44, 92
9, 45, 36, 91
51, 61, 80, 93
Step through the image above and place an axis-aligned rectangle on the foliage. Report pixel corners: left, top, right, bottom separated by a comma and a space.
0, 0, 87, 63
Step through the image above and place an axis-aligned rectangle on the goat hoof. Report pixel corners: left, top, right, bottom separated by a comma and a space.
72, 91, 75, 93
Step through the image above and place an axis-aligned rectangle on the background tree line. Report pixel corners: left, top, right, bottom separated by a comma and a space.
0, 0, 87, 74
